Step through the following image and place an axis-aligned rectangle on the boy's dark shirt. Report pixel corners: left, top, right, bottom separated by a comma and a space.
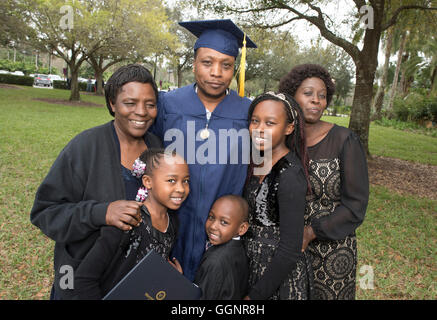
194, 239, 248, 300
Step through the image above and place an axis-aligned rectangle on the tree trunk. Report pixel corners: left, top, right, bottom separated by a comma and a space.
348, 0, 384, 156
94, 69, 104, 95
69, 66, 80, 101
399, 52, 410, 96
177, 64, 182, 88
349, 64, 376, 157
430, 65, 437, 96
388, 31, 407, 112
372, 27, 394, 121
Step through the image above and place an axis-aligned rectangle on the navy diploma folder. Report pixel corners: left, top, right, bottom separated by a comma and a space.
103, 250, 201, 300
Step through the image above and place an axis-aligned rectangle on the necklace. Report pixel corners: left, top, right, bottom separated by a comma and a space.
195, 84, 229, 140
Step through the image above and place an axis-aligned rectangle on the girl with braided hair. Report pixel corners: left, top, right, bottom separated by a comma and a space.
71, 148, 190, 299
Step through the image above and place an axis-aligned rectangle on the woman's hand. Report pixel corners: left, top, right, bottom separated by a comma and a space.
168, 257, 183, 274
105, 200, 142, 231
301, 225, 316, 252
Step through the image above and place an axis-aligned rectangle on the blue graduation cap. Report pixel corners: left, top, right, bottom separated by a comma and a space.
178, 19, 257, 58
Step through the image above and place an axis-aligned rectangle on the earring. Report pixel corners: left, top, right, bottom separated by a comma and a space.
135, 186, 148, 202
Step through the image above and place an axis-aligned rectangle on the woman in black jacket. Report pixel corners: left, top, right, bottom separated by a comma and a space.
30, 64, 162, 299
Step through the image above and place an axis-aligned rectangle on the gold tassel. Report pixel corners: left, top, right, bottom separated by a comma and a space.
238, 33, 247, 97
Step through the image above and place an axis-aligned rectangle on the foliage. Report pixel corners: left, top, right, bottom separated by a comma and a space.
163, 7, 197, 88
85, 0, 175, 94
0, 74, 33, 86
327, 105, 351, 116
0, 59, 50, 75
193, 0, 437, 155
392, 92, 437, 122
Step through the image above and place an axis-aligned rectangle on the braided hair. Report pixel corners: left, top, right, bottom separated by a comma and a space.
138, 148, 178, 177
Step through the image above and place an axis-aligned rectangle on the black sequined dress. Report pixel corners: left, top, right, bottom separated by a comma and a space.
243, 151, 313, 300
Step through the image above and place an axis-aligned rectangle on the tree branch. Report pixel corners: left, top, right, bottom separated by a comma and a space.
220, 0, 361, 61
383, 5, 437, 30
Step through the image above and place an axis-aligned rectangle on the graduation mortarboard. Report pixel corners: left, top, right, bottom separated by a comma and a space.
178, 19, 257, 58
178, 19, 257, 97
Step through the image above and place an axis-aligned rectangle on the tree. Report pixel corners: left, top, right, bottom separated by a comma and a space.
85, 0, 175, 95
0, 1, 34, 46
244, 28, 301, 92
195, 0, 437, 155
165, 8, 197, 88
22, 0, 111, 101
371, 26, 394, 120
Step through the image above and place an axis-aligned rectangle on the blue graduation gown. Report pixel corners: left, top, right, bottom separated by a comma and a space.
151, 84, 250, 280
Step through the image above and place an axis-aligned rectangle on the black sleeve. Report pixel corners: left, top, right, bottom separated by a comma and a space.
30, 147, 108, 243
248, 166, 307, 300
311, 133, 369, 240
195, 254, 225, 300
73, 226, 124, 300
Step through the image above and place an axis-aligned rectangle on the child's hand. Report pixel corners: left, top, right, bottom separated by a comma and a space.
105, 200, 142, 231
168, 257, 183, 274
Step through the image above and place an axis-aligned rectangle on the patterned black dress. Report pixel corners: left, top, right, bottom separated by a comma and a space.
305, 124, 369, 300
243, 152, 313, 300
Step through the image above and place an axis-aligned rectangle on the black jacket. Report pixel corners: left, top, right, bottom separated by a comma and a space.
30, 121, 161, 299
194, 239, 248, 300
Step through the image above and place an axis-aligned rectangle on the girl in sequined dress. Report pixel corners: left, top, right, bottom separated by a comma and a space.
243, 92, 313, 300
71, 148, 190, 299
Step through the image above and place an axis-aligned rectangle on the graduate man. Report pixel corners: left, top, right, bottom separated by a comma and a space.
151, 19, 257, 280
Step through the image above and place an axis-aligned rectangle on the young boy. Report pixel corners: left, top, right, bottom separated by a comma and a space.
194, 195, 249, 300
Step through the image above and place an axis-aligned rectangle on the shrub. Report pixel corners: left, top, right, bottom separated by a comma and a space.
0, 59, 55, 76
53, 80, 68, 89
0, 74, 33, 86
52, 80, 88, 91
392, 96, 411, 121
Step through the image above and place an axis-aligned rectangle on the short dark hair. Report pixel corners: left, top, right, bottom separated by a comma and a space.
104, 64, 159, 117
278, 64, 336, 106
216, 194, 249, 223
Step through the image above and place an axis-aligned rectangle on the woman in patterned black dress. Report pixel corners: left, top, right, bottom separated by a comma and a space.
279, 64, 369, 300
243, 92, 313, 300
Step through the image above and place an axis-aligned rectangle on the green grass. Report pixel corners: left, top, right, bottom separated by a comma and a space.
323, 116, 437, 165
0, 86, 110, 299
356, 185, 436, 299
0, 86, 436, 299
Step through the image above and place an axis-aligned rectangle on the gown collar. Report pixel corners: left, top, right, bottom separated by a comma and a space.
189, 83, 245, 120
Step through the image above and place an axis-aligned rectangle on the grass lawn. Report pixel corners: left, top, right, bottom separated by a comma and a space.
323, 116, 437, 165
0, 85, 436, 299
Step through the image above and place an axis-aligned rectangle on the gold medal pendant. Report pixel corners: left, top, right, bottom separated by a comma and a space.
200, 128, 210, 140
